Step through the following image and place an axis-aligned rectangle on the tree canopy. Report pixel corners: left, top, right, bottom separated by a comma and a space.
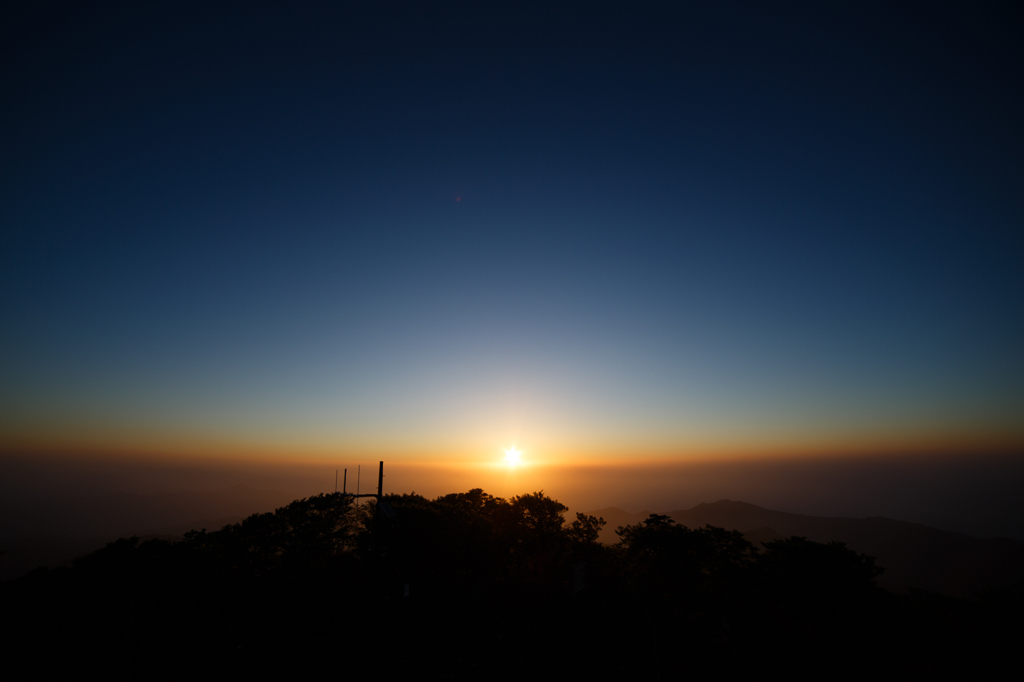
2, 487, 1017, 678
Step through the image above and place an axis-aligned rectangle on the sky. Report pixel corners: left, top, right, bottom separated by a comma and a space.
2, 2, 1022, 479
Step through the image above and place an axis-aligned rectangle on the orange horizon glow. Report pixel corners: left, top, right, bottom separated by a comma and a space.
3, 422, 1023, 470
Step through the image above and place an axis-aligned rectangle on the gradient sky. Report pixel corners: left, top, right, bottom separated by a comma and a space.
2, 2, 1022, 466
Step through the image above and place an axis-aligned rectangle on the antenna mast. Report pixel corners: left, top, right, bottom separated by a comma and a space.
337, 462, 394, 517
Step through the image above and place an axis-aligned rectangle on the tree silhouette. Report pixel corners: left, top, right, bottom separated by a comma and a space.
3, 486, 1019, 678
567, 512, 606, 546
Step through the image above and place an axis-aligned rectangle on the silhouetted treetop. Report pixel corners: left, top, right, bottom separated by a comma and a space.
7, 484, 1018, 679
567, 512, 606, 546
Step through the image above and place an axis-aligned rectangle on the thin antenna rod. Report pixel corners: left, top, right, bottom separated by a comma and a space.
377, 461, 384, 500
343, 469, 347, 494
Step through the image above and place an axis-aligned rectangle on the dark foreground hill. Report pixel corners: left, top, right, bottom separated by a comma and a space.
587, 501, 1024, 597
2, 489, 1021, 677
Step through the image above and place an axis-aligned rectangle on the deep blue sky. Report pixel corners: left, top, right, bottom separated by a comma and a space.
2, 1, 1022, 461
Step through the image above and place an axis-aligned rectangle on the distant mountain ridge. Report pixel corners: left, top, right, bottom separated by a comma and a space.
6, 493, 1023, 598
584, 499, 1024, 597
0, 484, 290, 581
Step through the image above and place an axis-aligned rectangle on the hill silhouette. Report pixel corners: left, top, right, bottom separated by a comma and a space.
2, 488, 1021, 676
0, 484, 290, 580
587, 500, 1024, 597
6, 493, 1023, 598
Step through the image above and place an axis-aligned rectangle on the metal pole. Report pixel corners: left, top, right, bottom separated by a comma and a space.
377, 461, 384, 500
343, 469, 347, 494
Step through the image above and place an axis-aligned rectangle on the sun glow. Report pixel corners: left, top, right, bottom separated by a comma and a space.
504, 447, 522, 467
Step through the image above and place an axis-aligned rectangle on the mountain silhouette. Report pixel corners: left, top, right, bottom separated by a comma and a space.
586, 500, 1024, 597
0, 484, 289, 580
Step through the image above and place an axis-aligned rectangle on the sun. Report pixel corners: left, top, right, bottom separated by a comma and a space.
504, 447, 522, 467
